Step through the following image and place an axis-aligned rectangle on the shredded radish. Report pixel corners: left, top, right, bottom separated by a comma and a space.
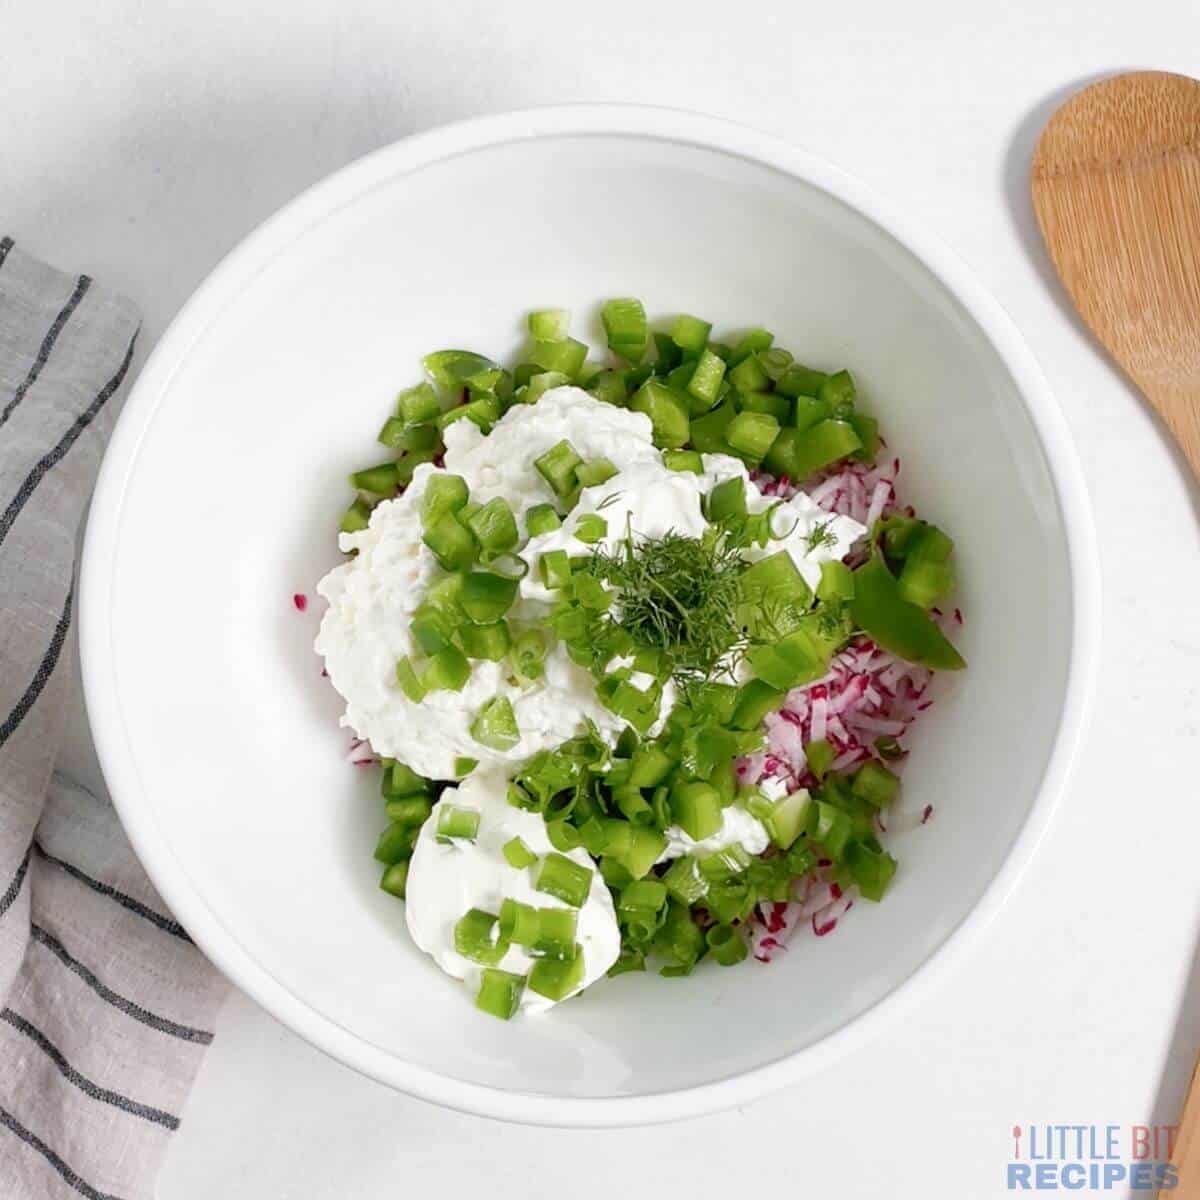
292, 592, 308, 612
346, 737, 378, 767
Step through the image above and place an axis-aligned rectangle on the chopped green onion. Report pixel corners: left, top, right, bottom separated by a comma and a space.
528, 950, 585, 1001
436, 805, 480, 843
530, 337, 588, 379
875, 734, 905, 761
670, 313, 712, 359
654, 900, 706, 974
809, 799, 854, 859
527, 308, 571, 341
475, 968, 525, 1020
455, 908, 509, 966
602, 298, 648, 363
670, 780, 723, 841
619, 879, 667, 915
614, 787, 653, 826
663, 449, 703, 473
726, 411, 781, 462
764, 787, 812, 849
534, 439, 583, 498
502, 837, 538, 870
466, 498, 519, 558
350, 463, 399, 496
394, 656, 426, 702
499, 898, 541, 945
630, 379, 690, 449
340, 497, 373, 534
374, 822, 418, 865
575, 457, 619, 489
410, 605, 456, 655
539, 549, 572, 590
458, 620, 511, 660
699, 844, 752, 879
845, 839, 898, 902
628, 744, 674, 788
470, 696, 520, 751
662, 855, 708, 905
510, 629, 547, 681
379, 861, 409, 899
851, 760, 900, 808
422, 513, 477, 571
461, 571, 518, 622
421, 646, 470, 692
705, 924, 748, 966
534, 853, 593, 908
533, 909, 578, 961
571, 574, 611, 611
546, 819, 582, 852
616, 826, 667, 880
525, 503, 562, 537
574, 514, 607, 544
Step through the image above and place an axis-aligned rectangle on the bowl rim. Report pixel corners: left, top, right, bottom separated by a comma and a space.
80, 103, 1101, 1127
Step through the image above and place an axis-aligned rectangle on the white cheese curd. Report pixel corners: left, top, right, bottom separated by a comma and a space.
315, 386, 863, 779
405, 770, 620, 1014
658, 804, 771, 863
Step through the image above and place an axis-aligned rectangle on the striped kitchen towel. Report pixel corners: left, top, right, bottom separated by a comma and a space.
0, 238, 228, 1200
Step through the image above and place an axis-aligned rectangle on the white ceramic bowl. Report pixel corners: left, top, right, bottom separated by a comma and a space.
81, 106, 1099, 1126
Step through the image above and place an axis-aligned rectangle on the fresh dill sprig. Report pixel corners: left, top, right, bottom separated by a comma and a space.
584, 526, 749, 687
804, 519, 838, 554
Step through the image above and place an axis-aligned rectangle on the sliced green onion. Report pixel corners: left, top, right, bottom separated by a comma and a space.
395, 656, 426, 702
534, 853, 593, 908
422, 512, 477, 571
374, 821, 418, 865
458, 620, 511, 661
575, 458, 619, 489
455, 908, 509, 966
528, 308, 571, 341
528, 950, 585, 1001
662, 855, 708, 905
670, 781, 723, 841
851, 760, 900, 808
499, 898, 541, 945
350, 463, 399, 497
619, 879, 667, 915
809, 799, 854, 859
614, 787, 654, 825
539, 549, 572, 590
466, 497, 519, 558
571, 574, 611, 611
534, 439, 583, 498
706, 924, 748, 966
602, 298, 648, 363
845, 839, 898, 902
470, 696, 520, 751
436, 805, 480, 843
410, 605, 455, 655
654, 900, 706, 973
502, 836, 538, 870
628, 744, 674, 788
726, 411, 781, 462
630, 378, 690, 449
397, 382, 442, 424
510, 629, 547, 681
475, 968, 525, 1020
461, 571, 518, 622
574, 514, 607, 544
546, 819, 582, 852
764, 788, 812, 849
379, 861, 409, 899
421, 646, 470, 692
616, 825, 667, 880
525, 503, 562, 537
340, 497, 373, 534
533, 909, 579, 961
663, 449, 703, 473
699, 843, 752, 879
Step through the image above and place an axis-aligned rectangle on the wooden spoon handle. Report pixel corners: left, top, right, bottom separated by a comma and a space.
1167, 1054, 1200, 1197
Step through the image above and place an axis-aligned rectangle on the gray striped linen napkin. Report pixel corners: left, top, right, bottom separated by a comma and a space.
0, 238, 228, 1200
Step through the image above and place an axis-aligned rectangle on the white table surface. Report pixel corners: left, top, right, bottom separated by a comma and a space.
5, 1, 1200, 1196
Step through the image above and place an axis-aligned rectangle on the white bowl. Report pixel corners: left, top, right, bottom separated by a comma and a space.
81, 106, 1099, 1126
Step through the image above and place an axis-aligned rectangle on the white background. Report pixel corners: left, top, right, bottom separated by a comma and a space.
4, 1, 1199, 1196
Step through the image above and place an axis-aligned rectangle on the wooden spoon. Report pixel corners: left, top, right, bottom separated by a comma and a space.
1031, 70, 1200, 480
1033, 71, 1200, 1200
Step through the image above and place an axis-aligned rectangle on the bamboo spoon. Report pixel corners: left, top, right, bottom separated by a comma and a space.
1032, 71, 1200, 1200
1031, 70, 1200, 480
